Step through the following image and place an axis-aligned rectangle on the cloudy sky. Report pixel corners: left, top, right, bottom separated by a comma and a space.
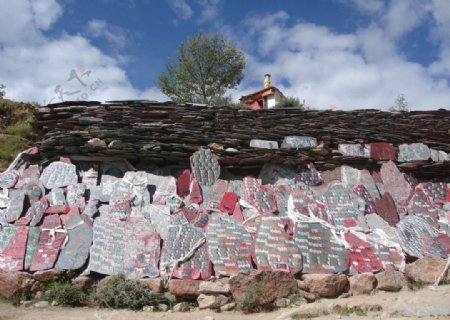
0, 0, 449, 110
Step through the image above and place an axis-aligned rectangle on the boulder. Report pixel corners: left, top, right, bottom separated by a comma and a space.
349, 273, 376, 295
71, 276, 96, 290
220, 302, 236, 311
298, 274, 348, 298
169, 279, 200, 298
0, 271, 32, 298
274, 298, 289, 308
229, 270, 297, 306
199, 280, 231, 295
197, 294, 229, 309
375, 271, 407, 292
405, 256, 449, 284
32, 269, 64, 282
141, 278, 164, 293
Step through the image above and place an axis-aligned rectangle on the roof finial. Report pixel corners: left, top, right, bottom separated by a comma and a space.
264, 74, 271, 88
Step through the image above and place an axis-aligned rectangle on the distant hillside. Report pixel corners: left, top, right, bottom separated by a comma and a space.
0, 99, 36, 170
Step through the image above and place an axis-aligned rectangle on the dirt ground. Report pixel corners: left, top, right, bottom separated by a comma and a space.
1, 284, 449, 320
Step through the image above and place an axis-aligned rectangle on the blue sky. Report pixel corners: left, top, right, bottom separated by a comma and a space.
0, 0, 450, 110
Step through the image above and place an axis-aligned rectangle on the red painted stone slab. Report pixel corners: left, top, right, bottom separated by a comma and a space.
15, 165, 41, 189
374, 192, 399, 226
353, 185, 376, 215
206, 179, 228, 212
242, 176, 261, 203
344, 232, 383, 273
407, 189, 439, 226
177, 169, 191, 198
189, 179, 203, 204
26, 197, 48, 226
30, 215, 66, 271
369, 142, 396, 161
21, 182, 43, 205
232, 202, 244, 222
249, 186, 278, 214
0, 226, 28, 271
219, 192, 238, 215
435, 234, 450, 254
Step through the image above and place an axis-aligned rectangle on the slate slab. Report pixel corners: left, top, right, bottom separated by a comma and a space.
353, 185, 376, 215
153, 176, 177, 205
21, 181, 43, 205
142, 204, 171, 240
344, 231, 383, 273
5, 189, 25, 223
369, 142, 396, 161
296, 163, 322, 186
22, 197, 48, 226
395, 216, 446, 258
281, 136, 317, 149
0, 171, 18, 189
24, 227, 40, 270
99, 175, 121, 202
177, 169, 191, 198
47, 187, 66, 206
190, 148, 220, 186
374, 192, 399, 226
30, 215, 66, 271
0, 226, 28, 271
338, 144, 370, 157
66, 183, 86, 211
407, 189, 439, 226
249, 186, 278, 214
254, 216, 302, 273
55, 214, 93, 270
417, 182, 448, 204
341, 166, 380, 200
40, 161, 78, 189
189, 179, 203, 204
241, 176, 261, 204
219, 192, 238, 215
249, 139, 279, 149
160, 224, 211, 280
398, 143, 430, 162
206, 215, 253, 276
206, 179, 228, 212
15, 165, 40, 189
294, 221, 348, 273
380, 161, 413, 206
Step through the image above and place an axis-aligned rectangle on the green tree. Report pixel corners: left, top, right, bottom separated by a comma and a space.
389, 93, 409, 112
0, 84, 5, 99
157, 32, 246, 105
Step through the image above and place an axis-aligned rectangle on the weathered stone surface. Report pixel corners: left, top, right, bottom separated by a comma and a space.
197, 294, 228, 309
0, 270, 31, 298
369, 142, 396, 161
173, 302, 191, 312
374, 192, 399, 226
5, 189, 24, 223
190, 148, 220, 186
32, 269, 64, 282
398, 143, 430, 162
198, 280, 231, 295
281, 136, 317, 149
229, 270, 297, 305
375, 271, 407, 292
299, 274, 348, 298
24, 227, 40, 270
274, 297, 289, 308
405, 256, 449, 284
338, 144, 369, 157
250, 139, 278, 150
0, 226, 28, 271
345, 232, 383, 273
71, 275, 95, 290
380, 161, 413, 206
169, 279, 200, 298
140, 278, 164, 293
0, 171, 18, 189
220, 302, 236, 311
349, 273, 376, 295
40, 161, 78, 189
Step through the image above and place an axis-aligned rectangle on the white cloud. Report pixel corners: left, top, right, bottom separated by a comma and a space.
86, 19, 127, 48
232, 5, 450, 110
167, 0, 193, 20
340, 0, 385, 14
197, 0, 222, 23
0, 0, 166, 104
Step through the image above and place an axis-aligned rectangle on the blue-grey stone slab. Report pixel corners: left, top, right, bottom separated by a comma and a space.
47, 187, 66, 206
398, 143, 430, 162
190, 148, 221, 186
281, 136, 317, 149
249, 139, 279, 150
40, 161, 78, 189
6, 189, 24, 223
338, 144, 370, 157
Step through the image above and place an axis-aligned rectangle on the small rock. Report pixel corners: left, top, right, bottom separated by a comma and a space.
199, 280, 231, 295
169, 279, 200, 298
297, 289, 317, 303
71, 276, 95, 290
86, 138, 107, 149
158, 303, 169, 312
143, 305, 155, 312
164, 292, 177, 303
405, 256, 450, 284
349, 273, 376, 295
299, 274, 349, 298
34, 291, 44, 299
220, 302, 236, 311
141, 278, 164, 293
173, 302, 190, 312
274, 298, 289, 308
0, 271, 32, 299
375, 271, 407, 292
51, 300, 59, 307
33, 301, 49, 308
33, 269, 64, 283
197, 294, 228, 309
108, 140, 123, 149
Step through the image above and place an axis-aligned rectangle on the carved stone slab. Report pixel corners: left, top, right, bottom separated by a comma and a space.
344, 231, 383, 273
99, 175, 121, 202
15, 165, 40, 189
407, 189, 439, 226
0, 227, 18, 253
374, 192, 399, 226
55, 215, 93, 270
142, 204, 171, 240
22, 197, 48, 226
281, 136, 317, 149
6, 189, 25, 223
258, 164, 296, 185
338, 144, 370, 157
206, 215, 253, 276
0, 171, 18, 189
21, 181, 43, 205
249, 186, 278, 214
353, 185, 376, 215
40, 161, 78, 189
177, 169, 191, 198
24, 227, 40, 270
416, 182, 448, 204
398, 143, 430, 162
206, 179, 228, 212
341, 166, 380, 200
249, 139, 279, 149
369, 142, 396, 161
396, 216, 446, 258
0, 226, 27, 271
189, 179, 203, 204
254, 216, 302, 273
219, 192, 238, 214
30, 215, 66, 271
190, 148, 220, 186
380, 161, 413, 206
288, 186, 323, 220
47, 187, 66, 206
294, 222, 348, 273
241, 176, 261, 203
153, 176, 177, 205
66, 183, 86, 211
160, 224, 211, 279
296, 163, 322, 186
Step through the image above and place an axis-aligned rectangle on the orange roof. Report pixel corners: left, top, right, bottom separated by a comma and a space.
240, 86, 284, 103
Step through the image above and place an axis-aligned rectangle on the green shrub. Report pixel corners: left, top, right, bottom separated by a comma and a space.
91, 274, 169, 310
274, 96, 306, 110
0, 135, 29, 162
8, 289, 32, 306
4, 121, 32, 138
44, 274, 87, 307
237, 274, 269, 313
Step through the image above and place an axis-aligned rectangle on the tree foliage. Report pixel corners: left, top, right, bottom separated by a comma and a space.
157, 32, 246, 105
0, 84, 5, 99
389, 93, 409, 112
274, 96, 307, 110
